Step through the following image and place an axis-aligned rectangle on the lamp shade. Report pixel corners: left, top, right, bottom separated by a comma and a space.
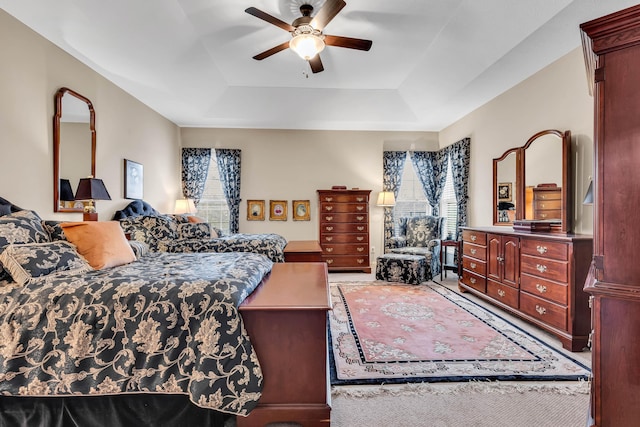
289, 34, 325, 60
174, 198, 196, 215
583, 181, 594, 205
376, 191, 396, 207
75, 178, 111, 201
59, 179, 75, 201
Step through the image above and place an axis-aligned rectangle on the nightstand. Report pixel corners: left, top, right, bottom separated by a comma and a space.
440, 239, 460, 281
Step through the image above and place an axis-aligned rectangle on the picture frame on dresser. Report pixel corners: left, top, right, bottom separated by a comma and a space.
292, 200, 310, 221
269, 200, 287, 221
247, 200, 265, 221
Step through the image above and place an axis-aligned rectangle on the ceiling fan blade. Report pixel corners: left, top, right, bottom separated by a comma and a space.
245, 7, 295, 32
253, 41, 290, 60
310, 0, 346, 31
324, 35, 372, 51
309, 55, 324, 73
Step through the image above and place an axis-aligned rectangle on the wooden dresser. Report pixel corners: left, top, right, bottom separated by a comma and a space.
581, 6, 640, 425
459, 227, 592, 351
317, 189, 371, 273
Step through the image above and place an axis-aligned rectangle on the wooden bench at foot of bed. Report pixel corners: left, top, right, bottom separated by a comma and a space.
239, 262, 331, 427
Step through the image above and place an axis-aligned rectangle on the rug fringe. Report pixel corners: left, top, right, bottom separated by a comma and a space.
331, 380, 590, 399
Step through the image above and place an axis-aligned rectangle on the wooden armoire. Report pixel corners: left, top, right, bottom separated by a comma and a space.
581, 5, 640, 426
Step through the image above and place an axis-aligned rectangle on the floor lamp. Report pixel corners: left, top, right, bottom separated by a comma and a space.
376, 191, 396, 258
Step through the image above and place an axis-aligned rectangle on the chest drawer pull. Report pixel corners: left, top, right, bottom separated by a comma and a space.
357, 259, 364, 264
357, 247, 364, 252
470, 248, 477, 255
325, 237, 333, 242
357, 236, 364, 241
325, 216, 333, 221
325, 197, 333, 202
356, 216, 364, 221
470, 262, 477, 269
326, 248, 334, 253
470, 277, 477, 284
536, 245, 548, 255
539, 213, 548, 219
357, 226, 364, 231
325, 206, 333, 211
471, 235, 477, 242
536, 264, 548, 273
356, 197, 364, 202
326, 259, 334, 264
497, 289, 506, 297
325, 226, 334, 231
535, 305, 547, 315
356, 206, 364, 211
535, 284, 547, 293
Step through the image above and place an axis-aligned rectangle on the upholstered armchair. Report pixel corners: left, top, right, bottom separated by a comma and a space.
386, 215, 447, 278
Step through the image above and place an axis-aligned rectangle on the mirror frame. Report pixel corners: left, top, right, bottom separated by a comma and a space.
492, 129, 572, 233
53, 87, 96, 213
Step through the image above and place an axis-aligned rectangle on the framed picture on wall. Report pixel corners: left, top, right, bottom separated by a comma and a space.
124, 159, 144, 199
247, 200, 265, 221
292, 200, 310, 221
498, 182, 512, 202
269, 200, 287, 221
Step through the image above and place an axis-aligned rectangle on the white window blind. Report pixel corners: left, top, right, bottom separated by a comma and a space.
196, 153, 230, 232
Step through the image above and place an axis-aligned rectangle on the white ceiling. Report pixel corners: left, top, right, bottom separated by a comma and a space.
1, 0, 637, 131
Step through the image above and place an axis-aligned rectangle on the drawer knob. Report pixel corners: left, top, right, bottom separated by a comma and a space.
470, 248, 477, 255
357, 259, 364, 264
357, 237, 364, 241
536, 264, 548, 273
356, 197, 364, 202
325, 206, 333, 211
497, 289, 506, 297
326, 259, 334, 264
535, 305, 547, 315
540, 213, 547, 218
326, 226, 334, 231
325, 237, 333, 242
471, 235, 477, 242
470, 277, 477, 284
470, 262, 477, 269
357, 226, 364, 231
357, 247, 364, 252
326, 216, 333, 221
535, 284, 547, 293
356, 216, 364, 221
536, 245, 548, 254
326, 248, 334, 253
326, 197, 333, 202
356, 206, 364, 211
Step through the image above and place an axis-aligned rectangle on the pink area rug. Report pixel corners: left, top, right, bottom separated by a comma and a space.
329, 282, 590, 385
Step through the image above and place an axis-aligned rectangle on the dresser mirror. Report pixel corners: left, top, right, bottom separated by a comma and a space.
492, 129, 572, 233
53, 88, 96, 213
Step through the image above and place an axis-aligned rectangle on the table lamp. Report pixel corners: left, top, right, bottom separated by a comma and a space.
75, 177, 111, 221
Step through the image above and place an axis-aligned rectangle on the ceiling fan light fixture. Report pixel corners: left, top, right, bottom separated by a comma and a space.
290, 33, 325, 60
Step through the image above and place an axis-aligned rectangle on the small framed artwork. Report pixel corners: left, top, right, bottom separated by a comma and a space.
498, 182, 512, 202
269, 200, 287, 221
292, 200, 310, 221
247, 200, 265, 221
124, 159, 144, 199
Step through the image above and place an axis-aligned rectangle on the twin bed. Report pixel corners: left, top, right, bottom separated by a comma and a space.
0, 198, 330, 426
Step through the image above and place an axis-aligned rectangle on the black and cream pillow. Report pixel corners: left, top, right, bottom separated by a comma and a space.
0, 210, 50, 282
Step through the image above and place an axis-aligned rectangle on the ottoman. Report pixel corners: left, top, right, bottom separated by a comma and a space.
376, 253, 428, 285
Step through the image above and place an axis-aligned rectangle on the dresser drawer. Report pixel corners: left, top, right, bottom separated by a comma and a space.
534, 210, 562, 220
533, 190, 561, 201
487, 280, 519, 309
319, 194, 368, 203
534, 199, 562, 210
460, 270, 486, 293
320, 203, 368, 214
521, 273, 568, 305
462, 230, 486, 245
320, 223, 368, 233
320, 212, 368, 223
320, 233, 368, 244
520, 239, 568, 261
323, 255, 369, 268
463, 242, 486, 261
521, 254, 568, 283
323, 244, 368, 255
462, 256, 486, 276
520, 292, 567, 330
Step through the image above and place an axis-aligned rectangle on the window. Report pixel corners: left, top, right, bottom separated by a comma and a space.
394, 153, 458, 239
196, 154, 230, 232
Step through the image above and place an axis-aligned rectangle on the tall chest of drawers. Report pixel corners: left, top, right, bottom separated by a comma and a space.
459, 227, 592, 351
317, 189, 371, 273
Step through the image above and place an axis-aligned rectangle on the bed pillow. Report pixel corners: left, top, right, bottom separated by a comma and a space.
0, 241, 92, 286
61, 221, 136, 269
118, 215, 179, 250
0, 210, 50, 281
0, 204, 12, 217
177, 222, 213, 239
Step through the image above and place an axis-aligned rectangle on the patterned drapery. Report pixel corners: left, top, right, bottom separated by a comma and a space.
410, 150, 449, 216
382, 151, 407, 252
215, 149, 242, 234
445, 138, 471, 240
181, 148, 211, 206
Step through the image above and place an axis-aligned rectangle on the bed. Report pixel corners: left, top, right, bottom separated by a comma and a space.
0, 202, 275, 426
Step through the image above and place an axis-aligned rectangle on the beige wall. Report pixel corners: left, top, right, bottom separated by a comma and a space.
0, 9, 181, 220
180, 128, 438, 259
439, 47, 594, 234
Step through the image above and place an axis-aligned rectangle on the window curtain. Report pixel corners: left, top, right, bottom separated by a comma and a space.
382, 151, 407, 252
410, 150, 449, 216
445, 137, 471, 240
215, 148, 242, 234
181, 148, 211, 206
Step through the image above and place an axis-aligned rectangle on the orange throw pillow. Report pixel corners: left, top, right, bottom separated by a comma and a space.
187, 216, 205, 223
61, 221, 136, 269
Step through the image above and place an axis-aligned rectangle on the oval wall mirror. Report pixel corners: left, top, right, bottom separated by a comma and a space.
53, 87, 96, 212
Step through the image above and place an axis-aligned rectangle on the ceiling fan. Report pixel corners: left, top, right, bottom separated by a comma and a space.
245, 0, 372, 73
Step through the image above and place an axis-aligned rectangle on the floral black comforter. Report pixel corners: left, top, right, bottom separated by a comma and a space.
0, 251, 273, 416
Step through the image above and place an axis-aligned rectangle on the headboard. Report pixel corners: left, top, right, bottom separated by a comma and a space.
0, 197, 24, 215
112, 200, 160, 220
